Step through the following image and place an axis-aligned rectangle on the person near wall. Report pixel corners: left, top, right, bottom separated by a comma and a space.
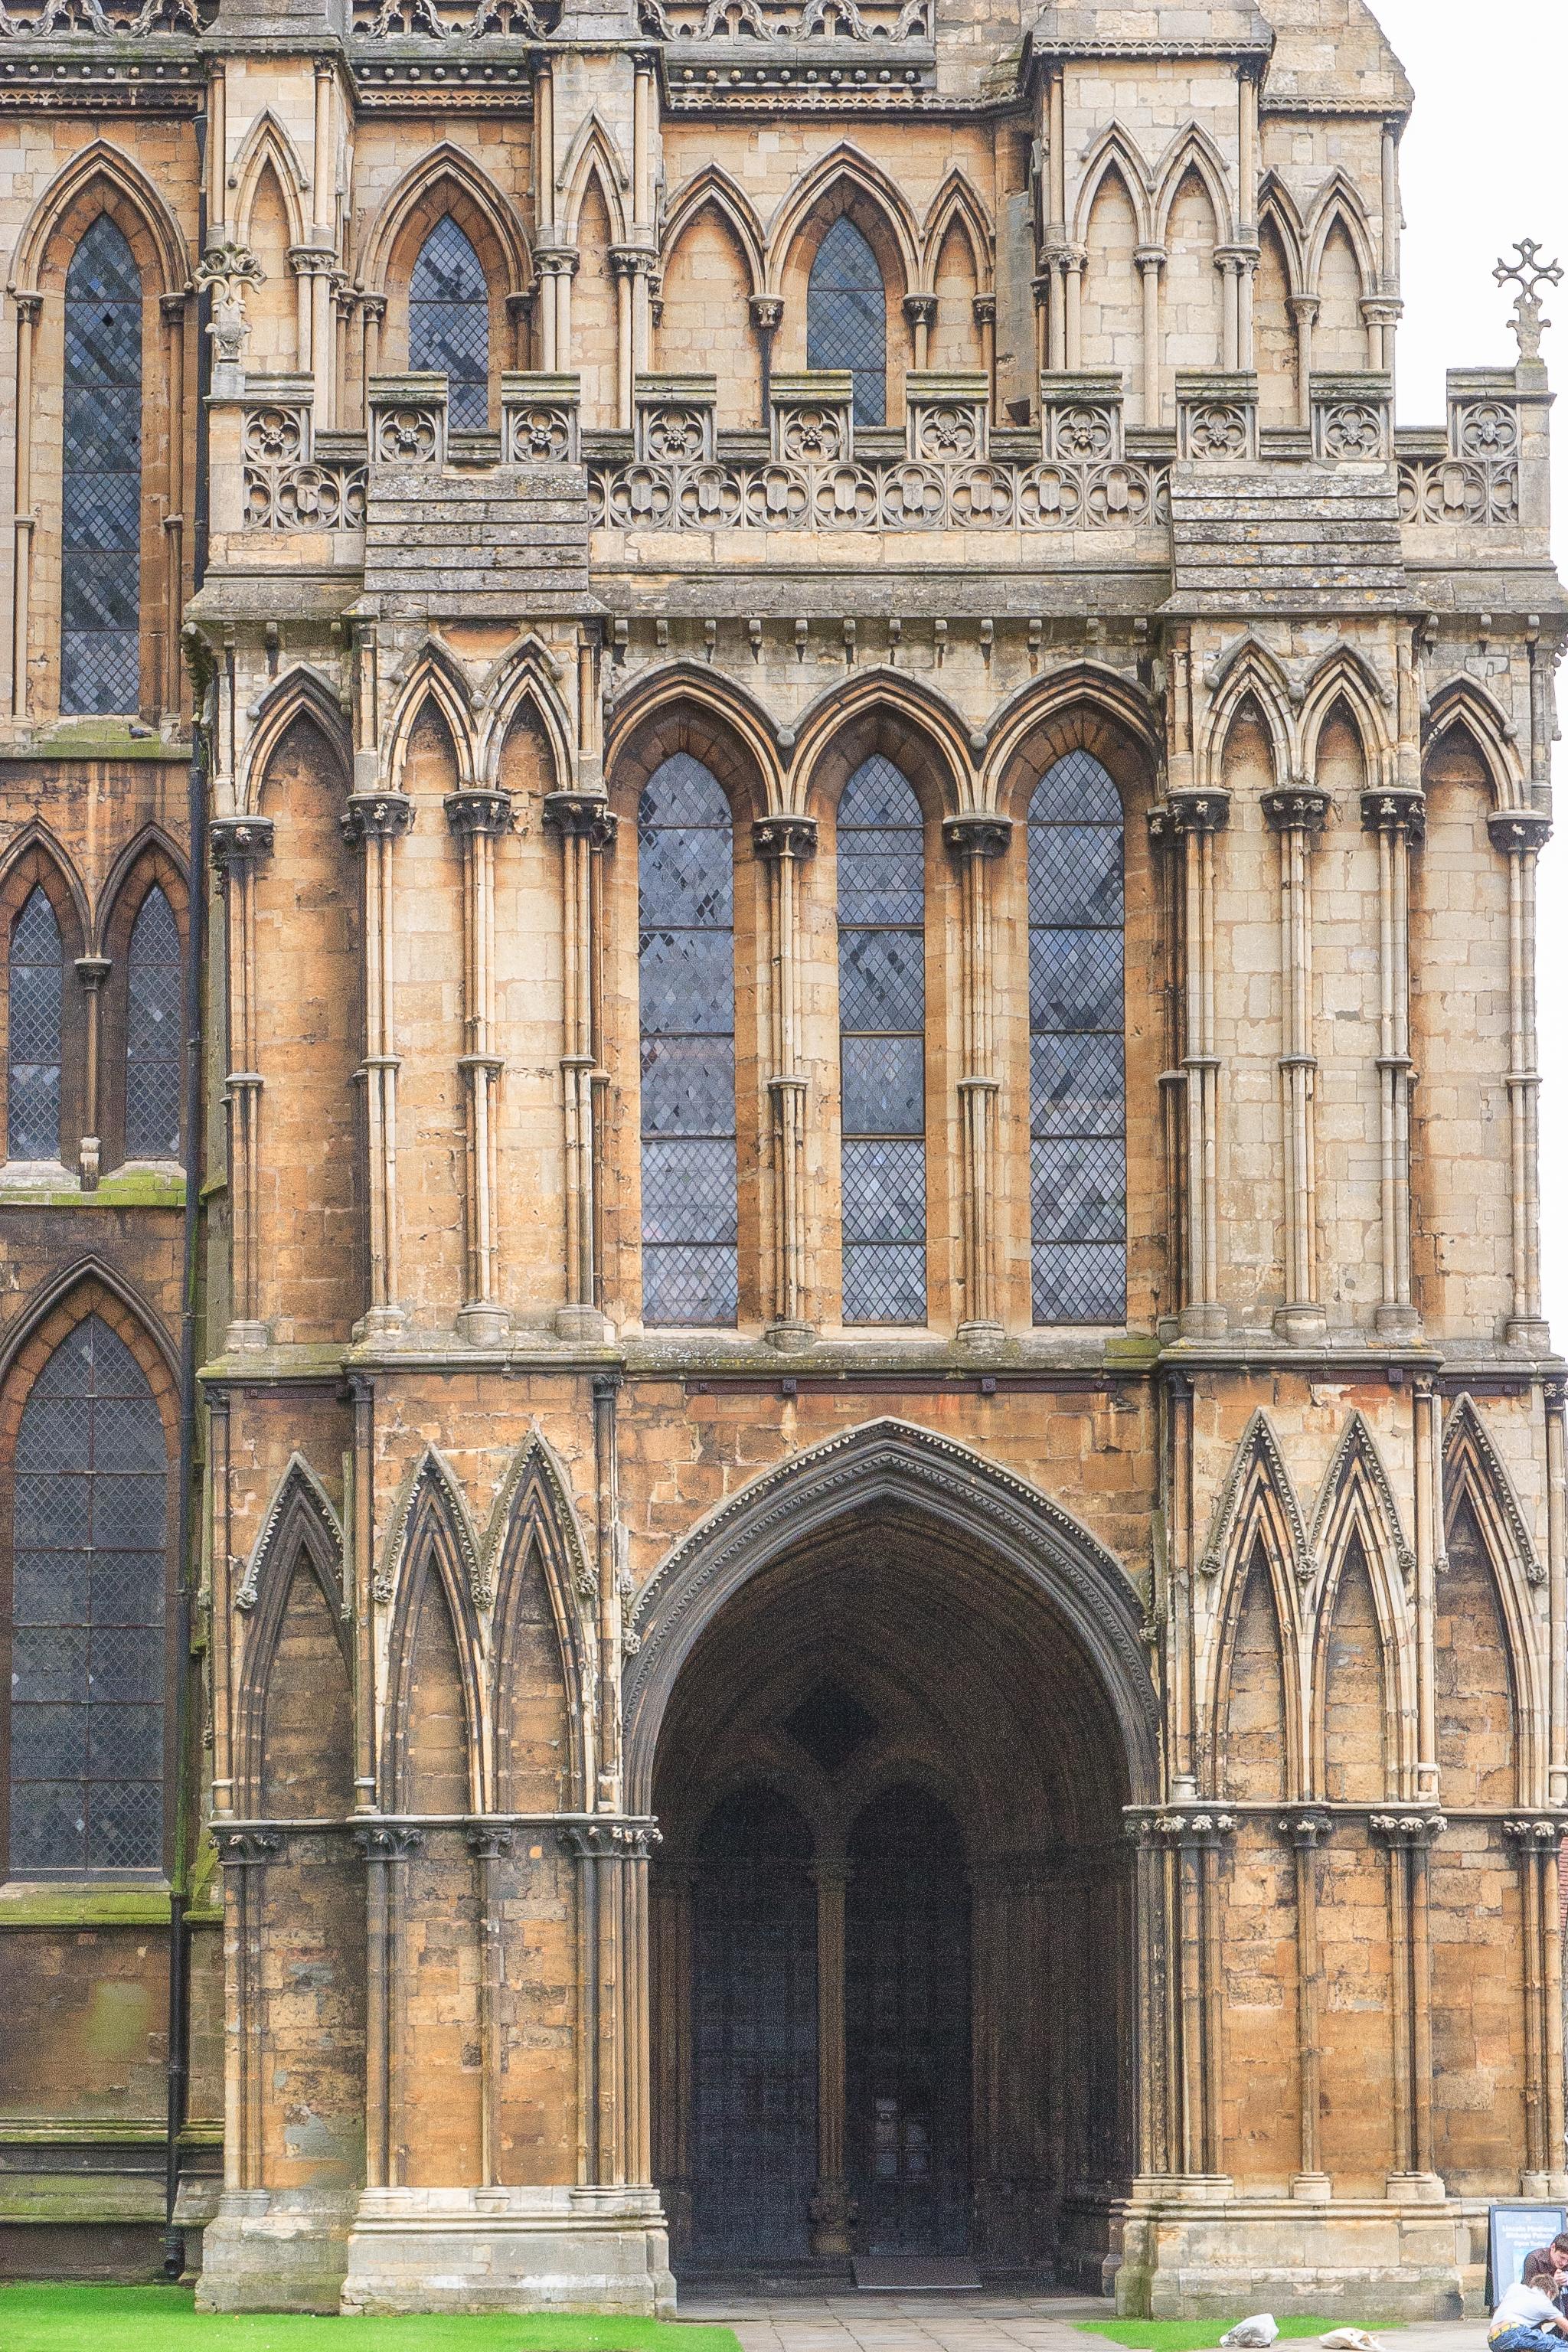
1491, 2252, 1568, 2352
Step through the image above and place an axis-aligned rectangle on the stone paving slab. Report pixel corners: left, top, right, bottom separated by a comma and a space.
678, 2295, 1489, 2352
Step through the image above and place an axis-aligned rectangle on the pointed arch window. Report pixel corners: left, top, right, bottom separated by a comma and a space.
124, 886, 181, 1161
1027, 751, 1125, 1322
410, 217, 490, 432
8, 887, 64, 1164
7, 1315, 168, 1873
808, 217, 886, 428
638, 753, 738, 1328
838, 755, 925, 1324
61, 216, 142, 717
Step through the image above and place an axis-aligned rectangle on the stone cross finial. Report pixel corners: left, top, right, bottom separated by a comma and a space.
1494, 238, 1563, 362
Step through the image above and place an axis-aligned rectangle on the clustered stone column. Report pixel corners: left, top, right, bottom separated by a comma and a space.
945, 811, 1011, 1341
1489, 805, 1553, 1348
1263, 782, 1331, 1342
1150, 782, 1230, 1338
1279, 1807, 1332, 2197
341, 789, 414, 1338
560, 1821, 662, 2197
1147, 1808, 1236, 2181
1504, 1816, 1568, 2194
467, 1821, 517, 2188
356, 1822, 426, 2193
754, 813, 817, 1348
1362, 782, 1423, 1336
211, 814, 276, 1351
214, 1827, 283, 2197
1372, 1810, 1445, 2197
446, 784, 516, 1345
546, 788, 616, 1341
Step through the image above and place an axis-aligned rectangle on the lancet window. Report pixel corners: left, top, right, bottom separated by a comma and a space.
837, 756, 926, 1324
6, 1315, 168, 1873
808, 217, 887, 428
638, 753, 739, 1327
124, 887, 181, 1162
410, 217, 491, 432
8, 887, 64, 1165
1027, 751, 1126, 1322
60, 217, 142, 716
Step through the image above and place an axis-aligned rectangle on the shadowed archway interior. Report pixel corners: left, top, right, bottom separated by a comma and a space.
649, 1509, 1134, 2282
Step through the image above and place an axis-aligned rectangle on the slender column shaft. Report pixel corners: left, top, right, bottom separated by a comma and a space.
1547, 1382, 1568, 1805
211, 819, 276, 1346
1289, 297, 1318, 431
344, 792, 414, 1332
1137, 253, 1163, 425
10, 294, 39, 719
1364, 787, 1423, 1330
1282, 1811, 1330, 2185
209, 1394, 234, 1817
810, 1860, 852, 2254
1412, 1380, 1441, 1801
447, 789, 514, 1331
946, 813, 1011, 1336
1161, 784, 1228, 1336
75, 956, 109, 1187
1544, 1841, 1566, 2181
350, 1374, 377, 1812
755, 815, 816, 1343
547, 789, 616, 1329
1266, 789, 1329, 1328
1490, 812, 1550, 1339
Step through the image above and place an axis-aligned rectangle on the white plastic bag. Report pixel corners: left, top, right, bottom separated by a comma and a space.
1220, 2318, 1281, 2348
1320, 2333, 1387, 2352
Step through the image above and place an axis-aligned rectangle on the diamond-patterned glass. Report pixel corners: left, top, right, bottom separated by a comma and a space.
124, 886, 181, 1161
639, 756, 737, 1327
808, 217, 886, 428
60, 217, 142, 715
1028, 753, 1125, 1325
8, 887, 63, 1162
7, 1313, 167, 1873
410, 216, 490, 432
838, 759, 925, 1323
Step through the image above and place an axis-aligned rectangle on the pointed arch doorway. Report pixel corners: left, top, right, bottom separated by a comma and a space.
633, 1423, 1156, 2285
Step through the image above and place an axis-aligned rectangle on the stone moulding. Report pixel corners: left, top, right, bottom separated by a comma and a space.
588, 451, 1171, 531
622, 1414, 1159, 1798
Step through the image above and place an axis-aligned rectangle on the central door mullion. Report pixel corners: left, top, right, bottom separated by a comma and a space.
810, 1857, 854, 2257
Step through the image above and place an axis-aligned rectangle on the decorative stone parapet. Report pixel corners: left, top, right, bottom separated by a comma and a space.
904, 370, 988, 464
1312, 371, 1393, 465
1175, 370, 1260, 464
500, 373, 581, 465
588, 447, 1169, 532
368, 373, 447, 469
769, 370, 854, 464
1038, 368, 1123, 464
241, 387, 368, 533
634, 373, 718, 466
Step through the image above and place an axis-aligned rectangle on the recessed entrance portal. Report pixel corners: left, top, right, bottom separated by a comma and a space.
644, 1469, 1142, 2285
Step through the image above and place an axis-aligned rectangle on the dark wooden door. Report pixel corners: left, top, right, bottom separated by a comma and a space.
691, 1786, 818, 2265
846, 1786, 972, 2255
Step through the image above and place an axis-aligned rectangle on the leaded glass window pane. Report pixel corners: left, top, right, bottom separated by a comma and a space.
61, 217, 142, 716
410, 217, 490, 433
124, 887, 181, 1161
8, 887, 63, 1162
639, 754, 737, 1327
1028, 750, 1126, 1324
9, 1315, 167, 1873
838, 756, 925, 1322
808, 217, 886, 429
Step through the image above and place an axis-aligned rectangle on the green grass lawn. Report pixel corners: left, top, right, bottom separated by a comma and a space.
0, 2286, 743, 2352
1078, 2321, 1396, 2352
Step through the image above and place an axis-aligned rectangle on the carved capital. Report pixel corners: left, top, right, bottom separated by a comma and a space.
74, 956, 112, 993
1278, 1807, 1334, 1849
753, 812, 818, 862
444, 788, 515, 840
544, 789, 617, 849
1370, 1811, 1446, 1850
971, 294, 997, 326
1262, 785, 1333, 836
1162, 789, 1231, 838
557, 1819, 663, 1862
341, 792, 416, 847
748, 296, 784, 333
1488, 808, 1552, 856
942, 810, 1013, 861
1503, 1817, 1565, 1851
1361, 785, 1426, 841
353, 1823, 426, 1864
902, 293, 938, 328
466, 1823, 518, 1860
210, 815, 276, 877
215, 1828, 283, 1867
1134, 1808, 1240, 1850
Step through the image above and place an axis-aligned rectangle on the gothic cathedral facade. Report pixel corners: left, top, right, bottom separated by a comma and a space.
0, 0, 1563, 2321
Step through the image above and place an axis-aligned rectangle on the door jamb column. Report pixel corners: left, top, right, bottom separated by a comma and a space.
809, 1857, 855, 2256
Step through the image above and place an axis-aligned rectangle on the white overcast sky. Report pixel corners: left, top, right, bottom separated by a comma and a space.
1351, 1, 1568, 1340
